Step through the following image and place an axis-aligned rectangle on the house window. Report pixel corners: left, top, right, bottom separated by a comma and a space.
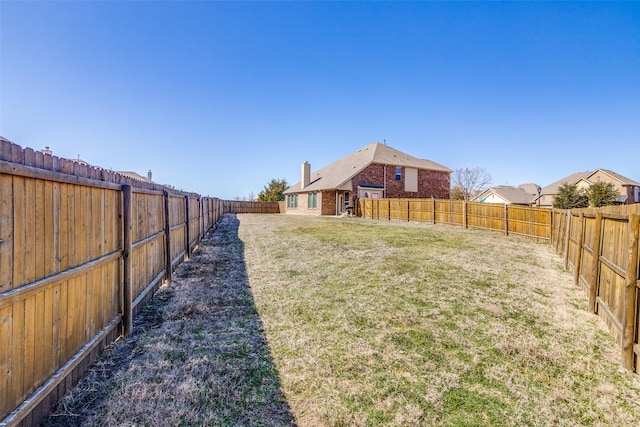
395, 167, 402, 181
308, 192, 317, 209
288, 194, 298, 208
635, 187, 639, 203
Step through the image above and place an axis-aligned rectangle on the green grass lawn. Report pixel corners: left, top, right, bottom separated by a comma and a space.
240, 214, 640, 426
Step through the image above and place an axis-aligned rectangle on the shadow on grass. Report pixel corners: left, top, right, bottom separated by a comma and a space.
182, 213, 298, 426
42, 214, 296, 426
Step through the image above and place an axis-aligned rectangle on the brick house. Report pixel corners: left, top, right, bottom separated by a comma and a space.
283, 142, 451, 216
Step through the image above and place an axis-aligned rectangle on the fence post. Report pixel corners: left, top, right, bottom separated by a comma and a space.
432, 198, 436, 225
388, 199, 391, 221
550, 210, 556, 248
185, 195, 190, 259
504, 204, 509, 235
199, 198, 203, 235
574, 213, 584, 286
588, 212, 603, 313
122, 185, 133, 336
463, 201, 468, 229
622, 214, 639, 371
407, 200, 410, 222
163, 190, 173, 282
564, 210, 572, 269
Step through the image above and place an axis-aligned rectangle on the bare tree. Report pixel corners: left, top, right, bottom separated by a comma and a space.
450, 167, 492, 201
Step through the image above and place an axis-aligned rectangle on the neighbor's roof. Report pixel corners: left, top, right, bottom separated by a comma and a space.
118, 171, 154, 183
284, 142, 451, 193
517, 183, 541, 195
475, 185, 536, 205
540, 171, 594, 195
594, 169, 640, 187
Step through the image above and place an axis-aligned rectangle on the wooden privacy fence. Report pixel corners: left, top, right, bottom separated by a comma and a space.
223, 200, 280, 214
554, 205, 640, 372
358, 198, 552, 241
0, 139, 279, 426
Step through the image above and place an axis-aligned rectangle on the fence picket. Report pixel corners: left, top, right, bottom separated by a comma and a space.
623, 214, 639, 370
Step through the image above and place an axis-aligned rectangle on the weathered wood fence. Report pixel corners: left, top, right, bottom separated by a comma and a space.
358, 198, 640, 373
0, 139, 279, 426
553, 204, 640, 372
358, 198, 552, 241
223, 200, 280, 214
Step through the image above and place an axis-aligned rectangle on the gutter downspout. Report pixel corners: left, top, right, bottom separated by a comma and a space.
336, 190, 339, 216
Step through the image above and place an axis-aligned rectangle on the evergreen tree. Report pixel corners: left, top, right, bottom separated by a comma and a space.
257, 179, 288, 202
586, 181, 618, 207
553, 183, 588, 209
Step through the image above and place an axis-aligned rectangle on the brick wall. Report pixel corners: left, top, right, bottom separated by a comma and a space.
322, 190, 337, 215
350, 164, 450, 200
285, 192, 323, 215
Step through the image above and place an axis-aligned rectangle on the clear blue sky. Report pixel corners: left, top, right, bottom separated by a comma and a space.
1, 1, 638, 199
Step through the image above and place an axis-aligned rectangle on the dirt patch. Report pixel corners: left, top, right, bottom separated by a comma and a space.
42, 214, 296, 426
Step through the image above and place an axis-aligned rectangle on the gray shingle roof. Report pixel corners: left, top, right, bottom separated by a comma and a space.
540, 171, 594, 195
284, 142, 451, 193
595, 169, 640, 187
475, 185, 536, 204
517, 183, 541, 195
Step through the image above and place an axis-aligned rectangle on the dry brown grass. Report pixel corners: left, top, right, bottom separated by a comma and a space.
43, 213, 640, 426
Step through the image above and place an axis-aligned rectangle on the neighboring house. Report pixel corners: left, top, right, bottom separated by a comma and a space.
474, 185, 538, 205
534, 169, 640, 207
583, 169, 640, 204
118, 170, 155, 184
283, 142, 451, 216
534, 171, 593, 208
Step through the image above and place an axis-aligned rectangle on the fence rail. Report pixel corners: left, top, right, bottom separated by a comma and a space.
358, 197, 640, 373
0, 138, 279, 426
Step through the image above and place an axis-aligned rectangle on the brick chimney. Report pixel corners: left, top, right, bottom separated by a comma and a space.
301, 161, 310, 189
147, 170, 152, 181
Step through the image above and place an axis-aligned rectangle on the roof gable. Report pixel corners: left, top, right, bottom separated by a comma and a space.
540, 171, 593, 195
588, 169, 640, 187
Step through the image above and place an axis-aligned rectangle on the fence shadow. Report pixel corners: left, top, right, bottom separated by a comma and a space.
183, 213, 298, 425
42, 213, 296, 426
